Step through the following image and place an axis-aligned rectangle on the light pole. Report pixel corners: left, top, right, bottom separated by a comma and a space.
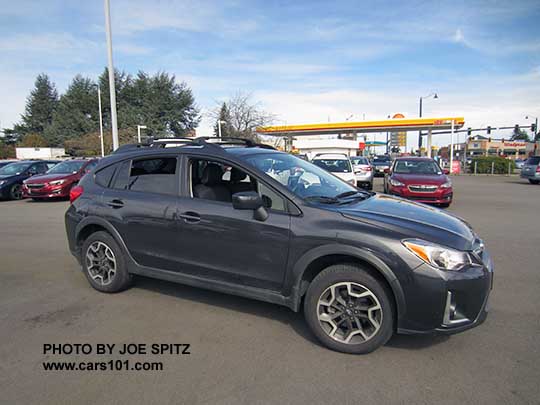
97, 84, 104, 157
104, 0, 119, 151
137, 125, 147, 143
418, 92, 438, 154
217, 120, 227, 138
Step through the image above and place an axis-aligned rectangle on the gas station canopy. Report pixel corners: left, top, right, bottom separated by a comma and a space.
257, 117, 465, 136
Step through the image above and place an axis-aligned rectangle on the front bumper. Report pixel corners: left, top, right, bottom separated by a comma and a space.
389, 186, 453, 204
397, 248, 493, 335
23, 183, 71, 199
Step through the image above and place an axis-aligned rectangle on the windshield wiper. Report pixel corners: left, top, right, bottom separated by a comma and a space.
334, 190, 374, 203
304, 195, 340, 204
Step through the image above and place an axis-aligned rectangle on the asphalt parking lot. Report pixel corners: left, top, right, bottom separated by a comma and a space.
1, 175, 539, 404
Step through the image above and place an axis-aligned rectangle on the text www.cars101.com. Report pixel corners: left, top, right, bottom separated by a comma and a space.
43, 359, 163, 371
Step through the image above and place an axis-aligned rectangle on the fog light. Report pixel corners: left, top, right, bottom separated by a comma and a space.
443, 291, 468, 326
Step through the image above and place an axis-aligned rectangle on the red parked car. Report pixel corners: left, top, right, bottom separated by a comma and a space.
383, 157, 453, 207
22, 159, 98, 200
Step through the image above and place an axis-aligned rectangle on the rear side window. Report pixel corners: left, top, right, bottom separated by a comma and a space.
95, 164, 118, 188
526, 157, 540, 165
113, 157, 177, 195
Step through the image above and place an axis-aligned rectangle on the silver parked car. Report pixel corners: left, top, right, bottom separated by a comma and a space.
350, 156, 374, 190
520, 156, 540, 184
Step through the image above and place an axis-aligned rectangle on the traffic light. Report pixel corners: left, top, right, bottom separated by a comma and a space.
532, 123, 537, 134
514, 124, 519, 133
488, 137, 492, 142
467, 127, 472, 136
487, 126, 491, 134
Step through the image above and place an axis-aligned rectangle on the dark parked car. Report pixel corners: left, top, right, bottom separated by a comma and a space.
23, 158, 98, 200
65, 138, 493, 354
384, 157, 453, 207
520, 156, 540, 184
371, 155, 392, 177
0, 160, 58, 200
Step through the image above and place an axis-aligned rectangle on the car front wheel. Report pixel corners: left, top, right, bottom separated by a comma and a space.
304, 264, 394, 354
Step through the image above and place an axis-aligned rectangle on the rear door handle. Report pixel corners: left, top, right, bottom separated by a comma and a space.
107, 199, 124, 208
178, 211, 201, 223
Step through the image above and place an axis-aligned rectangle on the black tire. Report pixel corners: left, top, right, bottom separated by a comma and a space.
304, 264, 394, 354
10, 183, 23, 200
81, 231, 131, 293
367, 182, 373, 191
529, 179, 539, 184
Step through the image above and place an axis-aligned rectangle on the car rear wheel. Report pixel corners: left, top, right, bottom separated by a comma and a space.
304, 264, 394, 354
10, 184, 23, 200
81, 231, 132, 293
529, 179, 539, 184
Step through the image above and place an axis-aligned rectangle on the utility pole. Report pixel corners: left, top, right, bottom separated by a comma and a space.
104, 0, 119, 151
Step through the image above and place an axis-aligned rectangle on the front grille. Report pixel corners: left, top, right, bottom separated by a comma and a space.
408, 185, 438, 192
408, 196, 439, 201
27, 184, 45, 189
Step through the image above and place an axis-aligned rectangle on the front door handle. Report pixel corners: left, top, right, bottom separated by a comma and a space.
178, 211, 201, 223
107, 199, 124, 208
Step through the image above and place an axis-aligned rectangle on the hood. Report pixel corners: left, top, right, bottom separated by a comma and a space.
339, 194, 475, 251
0, 173, 25, 182
392, 173, 448, 185
24, 173, 77, 184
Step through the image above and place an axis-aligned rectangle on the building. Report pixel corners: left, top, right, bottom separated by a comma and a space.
448, 135, 537, 161
16, 147, 66, 160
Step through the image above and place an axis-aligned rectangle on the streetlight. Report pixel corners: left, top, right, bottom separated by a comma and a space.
104, 0, 119, 151
217, 120, 227, 138
137, 125, 147, 143
418, 92, 438, 153
97, 84, 104, 157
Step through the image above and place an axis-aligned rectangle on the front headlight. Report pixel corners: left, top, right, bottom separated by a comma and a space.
440, 180, 452, 188
0, 180, 6, 186
403, 239, 471, 271
49, 179, 66, 186
389, 178, 404, 187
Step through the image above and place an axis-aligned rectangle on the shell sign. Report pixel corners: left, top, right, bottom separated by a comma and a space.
392, 113, 405, 119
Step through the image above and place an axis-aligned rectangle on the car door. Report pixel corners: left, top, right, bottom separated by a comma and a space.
100, 155, 180, 271
174, 155, 292, 291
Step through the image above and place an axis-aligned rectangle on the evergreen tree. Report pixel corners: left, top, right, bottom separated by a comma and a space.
44, 75, 99, 146
18, 74, 59, 135
213, 102, 232, 137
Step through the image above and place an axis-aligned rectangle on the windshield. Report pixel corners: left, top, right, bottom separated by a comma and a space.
312, 159, 352, 173
394, 160, 442, 175
351, 157, 368, 165
244, 153, 360, 201
372, 156, 390, 164
0, 162, 32, 175
47, 161, 85, 174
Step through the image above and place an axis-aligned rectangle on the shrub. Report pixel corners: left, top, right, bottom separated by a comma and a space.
471, 156, 515, 174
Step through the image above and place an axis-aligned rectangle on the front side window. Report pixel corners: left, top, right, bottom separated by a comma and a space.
244, 153, 357, 200
113, 157, 177, 195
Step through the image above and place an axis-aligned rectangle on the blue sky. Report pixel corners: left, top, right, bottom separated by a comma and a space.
1, 0, 539, 147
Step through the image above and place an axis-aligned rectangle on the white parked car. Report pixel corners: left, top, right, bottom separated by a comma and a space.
350, 156, 374, 190
311, 154, 356, 185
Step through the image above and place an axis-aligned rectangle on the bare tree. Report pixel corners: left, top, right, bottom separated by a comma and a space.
210, 92, 276, 142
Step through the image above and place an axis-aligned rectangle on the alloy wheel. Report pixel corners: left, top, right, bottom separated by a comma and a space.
86, 241, 117, 286
11, 184, 23, 200
317, 282, 382, 344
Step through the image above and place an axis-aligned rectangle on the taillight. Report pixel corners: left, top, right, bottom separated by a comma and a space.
365, 166, 373, 171
69, 185, 84, 203
536, 166, 540, 173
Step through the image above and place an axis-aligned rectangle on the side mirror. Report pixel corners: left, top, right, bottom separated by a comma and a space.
443, 169, 450, 175
384, 168, 390, 174
232, 191, 268, 221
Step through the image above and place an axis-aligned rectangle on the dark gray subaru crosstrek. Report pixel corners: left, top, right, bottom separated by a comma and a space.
65, 138, 493, 354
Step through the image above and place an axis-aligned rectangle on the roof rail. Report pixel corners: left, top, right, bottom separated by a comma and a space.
196, 137, 277, 150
